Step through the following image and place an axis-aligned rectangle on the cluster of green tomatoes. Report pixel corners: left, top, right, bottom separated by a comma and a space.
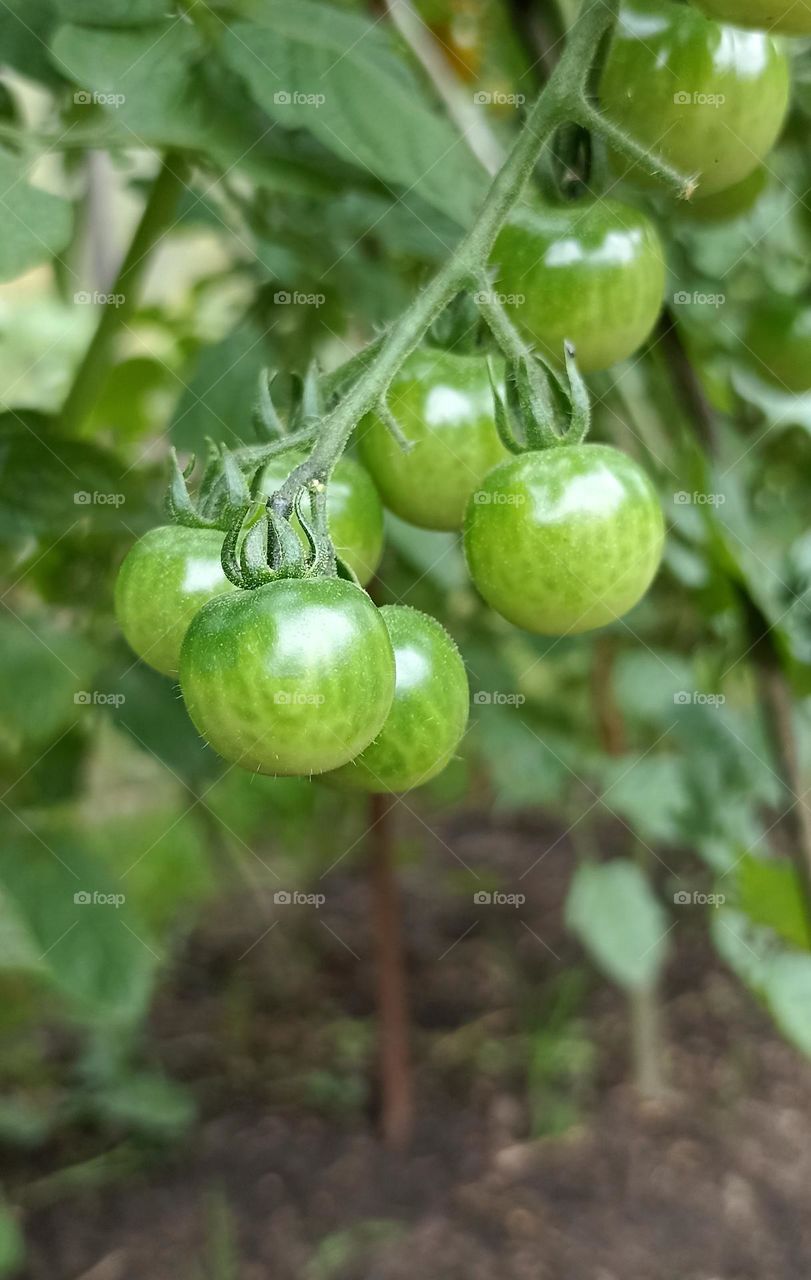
115, 0, 806, 792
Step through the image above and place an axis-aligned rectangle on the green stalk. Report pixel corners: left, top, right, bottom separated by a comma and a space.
61, 152, 186, 437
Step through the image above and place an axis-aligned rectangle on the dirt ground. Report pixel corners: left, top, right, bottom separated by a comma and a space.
15, 812, 811, 1279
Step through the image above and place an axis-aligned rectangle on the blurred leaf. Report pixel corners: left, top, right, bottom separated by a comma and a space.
92, 1071, 195, 1140
169, 321, 269, 452
0, 609, 99, 756
566, 859, 670, 991
383, 514, 467, 591
0, 822, 156, 1022
0, 154, 72, 282
738, 855, 811, 950
52, 0, 167, 21
0, 1197, 24, 1278
0, 414, 148, 538
764, 951, 811, 1057
0, 0, 62, 85
474, 707, 572, 809
599, 754, 687, 845
221, 4, 486, 228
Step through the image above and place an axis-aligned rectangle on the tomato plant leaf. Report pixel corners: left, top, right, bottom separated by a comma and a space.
566, 860, 670, 991
220, 4, 487, 228
0, 154, 72, 282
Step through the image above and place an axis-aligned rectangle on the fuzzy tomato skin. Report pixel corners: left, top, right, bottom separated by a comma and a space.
179, 578, 395, 776
744, 299, 811, 393
114, 525, 234, 677
599, 0, 789, 196
358, 349, 508, 531
463, 445, 665, 636
259, 453, 384, 586
693, 0, 811, 35
326, 605, 469, 793
490, 198, 666, 372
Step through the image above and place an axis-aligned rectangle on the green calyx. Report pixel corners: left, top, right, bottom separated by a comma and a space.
220, 484, 358, 591
489, 342, 591, 455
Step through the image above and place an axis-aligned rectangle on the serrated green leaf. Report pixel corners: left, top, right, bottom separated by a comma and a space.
221, 5, 486, 228
0, 154, 72, 282
566, 860, 670, 991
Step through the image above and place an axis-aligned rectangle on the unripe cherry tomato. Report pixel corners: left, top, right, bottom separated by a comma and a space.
490, 197, 666, 372
179, 578, 396, 776
358, 349, 508, 531
599, 0, 789, 196
326, 605, 469, 792
115, 525, 234, 677
463, 445, 665, 636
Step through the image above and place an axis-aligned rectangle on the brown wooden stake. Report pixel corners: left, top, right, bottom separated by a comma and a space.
368, 792, 413, 1150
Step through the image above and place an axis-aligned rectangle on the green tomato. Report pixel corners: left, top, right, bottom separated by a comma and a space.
490, 198, 666, 372
599, 0, 790, 197
326, 605, 469, 793
463, 445, 664, 636
744, 298, 811, 393
358, 348, 508, 530
693, 0, 811, 35
259, 452, 384, 586
115, 525, 234, 677
179, 578, 395, 776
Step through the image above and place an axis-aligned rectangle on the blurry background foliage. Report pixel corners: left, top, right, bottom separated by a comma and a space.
0, 0, 810, 1212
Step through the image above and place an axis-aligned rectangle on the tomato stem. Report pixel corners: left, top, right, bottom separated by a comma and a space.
60, 153, 187, 438
267, 0, 625, 517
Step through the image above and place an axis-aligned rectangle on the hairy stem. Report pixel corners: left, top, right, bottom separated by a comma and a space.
61, 153, 186, 437
270, 0, 620, 516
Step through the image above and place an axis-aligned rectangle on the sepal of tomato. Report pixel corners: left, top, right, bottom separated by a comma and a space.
325, 605, 469, 793
114, 525, 235, 677
179, 578, 396, 776
463, 445, 665, 636
259, 453, 384, 587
